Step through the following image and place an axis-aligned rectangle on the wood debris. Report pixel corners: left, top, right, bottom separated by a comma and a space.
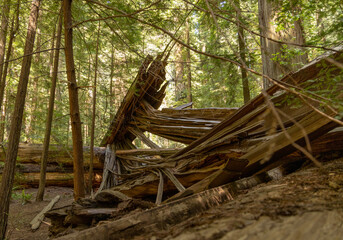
46, 47, 343, 237
30, 195, 61, 230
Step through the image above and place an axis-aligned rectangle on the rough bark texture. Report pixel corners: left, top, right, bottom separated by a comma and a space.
258, 0, 307, 89
236, 0, 250, 103
63, 0, 85, 200
0, 0, 41, 238
36, 7, 62, 202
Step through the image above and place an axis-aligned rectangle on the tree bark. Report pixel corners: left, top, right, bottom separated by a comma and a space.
0, 0, 41, 238
49, 21, 57, 78
0, 0, 21, 141
109, 44, 115, 119
185, 13, 193, 105
175, 43, 184, 102
0, 0, 11, 85
0, 0, 12, 112
258, 0, 307, 89
88, 22, 100, 192
36, 6, 63, 202
236, 0, 250, 103
63, 0, 85, 200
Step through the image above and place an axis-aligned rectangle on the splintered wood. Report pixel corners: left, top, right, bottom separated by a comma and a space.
98, 48, 343, 201
46, 48, 343, 237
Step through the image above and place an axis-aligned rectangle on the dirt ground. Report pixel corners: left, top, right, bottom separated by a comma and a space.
6, 158, 343, 239
155, 158, 343, 240
6, 186, 75, 240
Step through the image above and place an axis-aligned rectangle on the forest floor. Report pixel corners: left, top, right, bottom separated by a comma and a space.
149, 158, 343, 240
6, 157, 343, 240
7, 186, 75, 240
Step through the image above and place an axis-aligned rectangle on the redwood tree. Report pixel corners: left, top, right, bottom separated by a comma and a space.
0, 0, 41, 238
258, 0, 307, 89
63, 0, 85, 200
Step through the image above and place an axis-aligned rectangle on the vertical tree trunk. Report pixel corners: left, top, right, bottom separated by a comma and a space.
258, 0, 283, 89
236, 0, 250, 103
109, 44, 115, 119
175, 44, 184, 102
49, 23, 57, 78
0, 0, 41, 238
258, 0, 307, 89
63, 0, 85, 200
185, 14, 193, 105
0, 0, 11, 84
88, 22, 100, 192
36, 6, 62, 202
0, 0, 21, 141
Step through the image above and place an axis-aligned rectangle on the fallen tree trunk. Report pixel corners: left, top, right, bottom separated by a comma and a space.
0, 143, 105, 168
0, 172, 102, 187
53, 164, 291, 239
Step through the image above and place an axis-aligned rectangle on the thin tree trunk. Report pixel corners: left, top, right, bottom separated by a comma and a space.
0, 91, 8, 142
36, 6, 62, 202
63, 0, 85, 200
236, 0, 250, 103
109, 44, 115, 119
185, 13, 192, 105
175, 44, 184, 102
88, 22, 100, 192
49, 23, 56, 78
0, 0, 11, 84
0, 0, 21, 141
0, 0, 41, 238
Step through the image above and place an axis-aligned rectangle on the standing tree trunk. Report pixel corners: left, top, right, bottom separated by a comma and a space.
109, 44, 115, 119
63, 0, 85, 200
88, 22, 100, 192
258, 0, 283, 89
49, 22, 57, 78
236, 0, 250, 103
185, 14, 193, 105
36, 6, 62, 202
258, 0, 307, 89
0, 0, 11, 84
0, 0, 21, 141
0, 0, 41, 238
175, 43, 185, 102
0, 0, 11, 111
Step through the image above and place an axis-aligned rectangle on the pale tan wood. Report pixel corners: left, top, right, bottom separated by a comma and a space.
30, 195, 61, 230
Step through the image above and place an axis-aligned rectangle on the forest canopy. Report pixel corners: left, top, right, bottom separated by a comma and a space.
0, 0, 341, 147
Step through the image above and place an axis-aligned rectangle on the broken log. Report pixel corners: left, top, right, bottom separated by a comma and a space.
96, 47, 343, 203
4, 172, 102, 187
52, 165, 289, 239
115, 148, 180, 157
0, 143, 105, 168
30, 195, 60, 230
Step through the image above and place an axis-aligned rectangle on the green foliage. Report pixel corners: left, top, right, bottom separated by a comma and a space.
11, 189, 33, 205
0, 0, 341, 150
